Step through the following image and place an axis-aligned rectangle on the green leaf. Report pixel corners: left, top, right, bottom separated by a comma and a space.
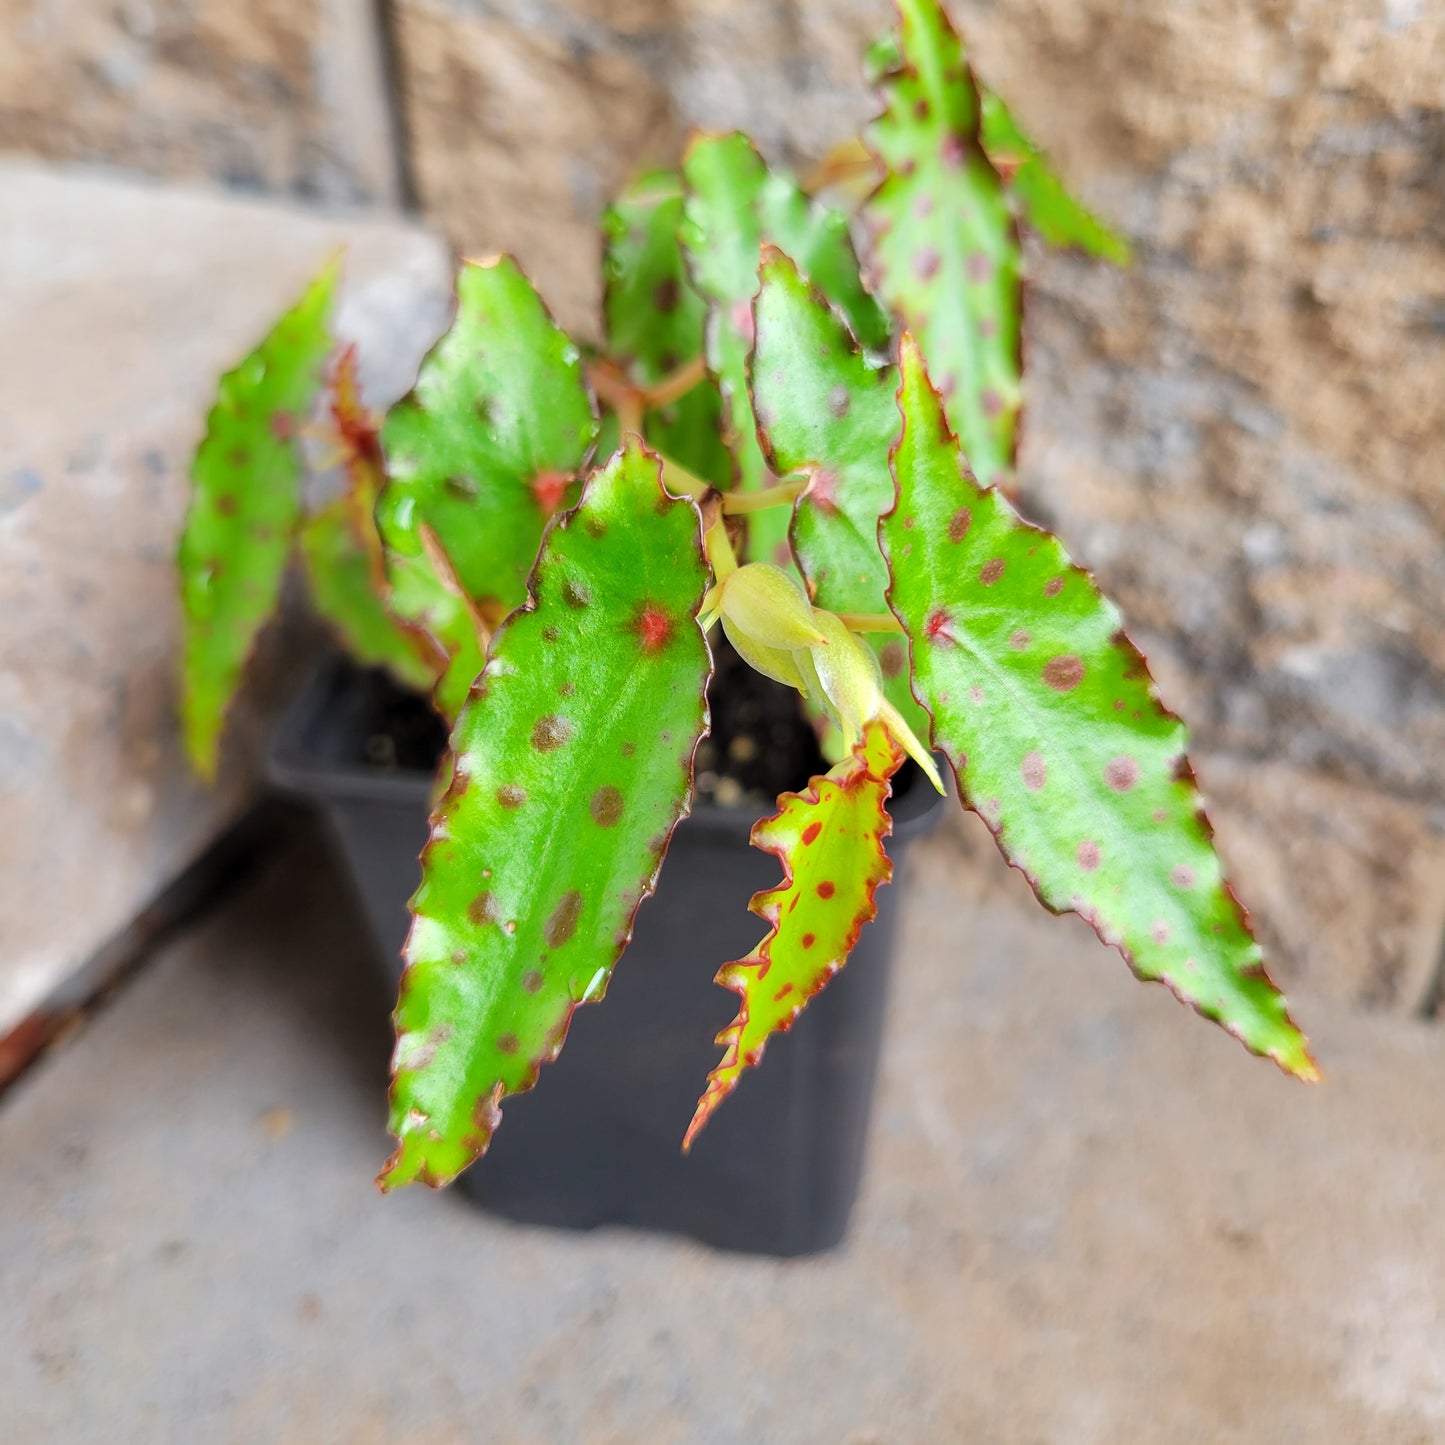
298, 346, 442, 693
884, 336, 1316, 1079
681, 132, 890, 565
376, 257, 598, 711
179, 259, 338, 778
979, 92, 1133, 265
380, 441, 712, 1189
749, 247, 932, 738
602, 169, 730, 486
686, 718, 904, 1147
863, 0, 1021, 489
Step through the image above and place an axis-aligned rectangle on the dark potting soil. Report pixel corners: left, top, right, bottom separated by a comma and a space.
346, 633, 828, 807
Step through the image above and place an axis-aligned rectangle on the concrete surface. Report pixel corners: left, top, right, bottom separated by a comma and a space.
0, 160, 453, 1035
4, 810, 1445, 1443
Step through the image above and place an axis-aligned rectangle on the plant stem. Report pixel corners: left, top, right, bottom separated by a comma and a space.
643, 356, 707, 409
835, 611, 904, 634
659, 456, 712, 502
721, 478, 807, 514
705, 516, 739, 583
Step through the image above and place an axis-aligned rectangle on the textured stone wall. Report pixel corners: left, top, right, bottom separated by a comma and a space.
4, 0, 1443, 1012
0, 0, 404, 203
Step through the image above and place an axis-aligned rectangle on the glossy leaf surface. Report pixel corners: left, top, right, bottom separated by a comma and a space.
603, 169, 730, 485
377, 257, 597, 711
884, 337, 1315, 1078
686, 719, 904, 1147
863, 0, 1021, 489
380, 442, 711, 1189
681, 132, 889, 565
979, 93, 1133, 264
179, 260, 337, 778
299, 347, 441, 692
749, 248, 931, 736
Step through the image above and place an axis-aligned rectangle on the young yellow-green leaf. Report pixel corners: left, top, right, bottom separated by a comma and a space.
685, 718, 905, 1148
179, 259, 338, 779
884, 336, 1316, 1079
979, 92, 1133, 265
299, 347, 442, 693
863, 0, 1021, 489
603, 168, 730, 486
299, 503, 441, 693
376, 256, 597, 710
380, 441, 712, 1190
749, 247, 931, 737
681, 132, 890, 566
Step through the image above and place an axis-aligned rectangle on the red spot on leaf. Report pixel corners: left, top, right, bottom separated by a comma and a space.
801, 822, 823, 846
925, 608, 954, 646
774, 983, 795, 1001
270, 411, 296, 441
1043, 655, 1084, 692
801, 933, 816, 949
817, 881, 836, 899
533, 471, 569, 514
635, 604, 672, 652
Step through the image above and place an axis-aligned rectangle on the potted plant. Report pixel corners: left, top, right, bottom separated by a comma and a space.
178, 0, 1315, 1255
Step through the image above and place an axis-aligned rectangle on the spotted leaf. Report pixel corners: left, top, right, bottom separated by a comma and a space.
380, 441, 712, 1189
749, 248, 931, 738
681, 132, 890, 566
686, 718, 904, 1147
979, 92, 1133, 265
863, 0, 1021, 489
603, 168, 730, 486
299, 347, 441, 693
884, 336, 1315, 1079
179, 259, 337, 778
376, 257, 597, 712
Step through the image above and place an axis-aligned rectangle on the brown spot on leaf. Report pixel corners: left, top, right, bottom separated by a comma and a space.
590, 785, 624, 827
1009, 629, 1032, 650
216, 494, 237, 516
1043, 655, 1084, 692
1044, 576, 1064, 598
1104, 756, 1140, 792
1021, 751, 1046, 791
543, 625, 560, 642
496, 784, 525, 809
653, 278, 681, 313
585, 516, 607, 539
981, 388, 1004, 418
979, 557, 1006, 586
532, 714, 572, 751
948, 507, 972, 542
496, 1033, 519, 1055
545, 890, 584, 948
522, 969, 544, 993
468, 891, 500, 926
827, 385, 851, 418
879, 640, 905, 679
444, 474, 478, 500
1077, 840, 1101, 872
562, 578, 591, 609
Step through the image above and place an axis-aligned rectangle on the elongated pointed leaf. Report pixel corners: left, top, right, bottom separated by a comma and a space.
376, 257, 597, 712
863, 0, 1021, 489
686, 718, 904, 1147
884, 336, 1315, 1078
603, 169, 730, 486
179, 260, 337, 777
979, 93, 1133, 265
681, 132, 890, 565
380, 442, 712, 1189
299, 348, 442, 692
749, 248, 931, 736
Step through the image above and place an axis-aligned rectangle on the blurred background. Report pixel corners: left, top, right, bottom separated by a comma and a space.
1, 1, 1443, 1440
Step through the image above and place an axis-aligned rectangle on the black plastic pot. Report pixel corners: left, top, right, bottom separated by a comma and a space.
269, 660, 942, 1256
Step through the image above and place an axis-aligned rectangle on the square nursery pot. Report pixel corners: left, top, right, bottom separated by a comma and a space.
269, 657, 942, 1256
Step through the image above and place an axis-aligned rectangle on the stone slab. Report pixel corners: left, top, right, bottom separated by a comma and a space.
2, 815, 1444, 1442
0, 159, 453, 1034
